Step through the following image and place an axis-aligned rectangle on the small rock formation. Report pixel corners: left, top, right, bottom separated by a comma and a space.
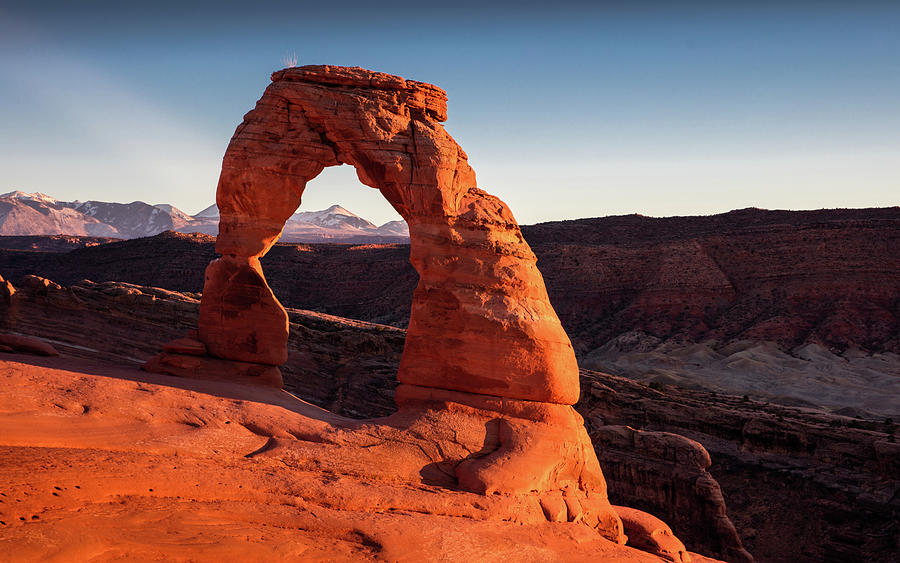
0, 273, 15, 306
0, 333, 59, 356
589, 424, 753, 563
615, 505, 692, 563
0, 273, 59, 356
146, 65, 638, 545
144, 329, 284, 387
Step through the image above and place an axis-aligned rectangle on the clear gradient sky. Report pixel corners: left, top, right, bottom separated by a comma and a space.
1, 1, 898, 225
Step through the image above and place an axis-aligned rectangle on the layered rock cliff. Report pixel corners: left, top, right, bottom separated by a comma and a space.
4, 206, 897, 416
5, 207, 897, 357
578, 370, 900, 563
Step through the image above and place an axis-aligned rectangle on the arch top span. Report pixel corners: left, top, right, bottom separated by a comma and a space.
215, 65, 473, 260
200, 64, 581, 405
271, 65, 449, 122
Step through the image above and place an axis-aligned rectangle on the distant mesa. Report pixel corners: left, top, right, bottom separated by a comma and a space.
0, 191, 408, 243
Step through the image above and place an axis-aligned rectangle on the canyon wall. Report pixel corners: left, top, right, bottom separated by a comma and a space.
6, 208, 897, 416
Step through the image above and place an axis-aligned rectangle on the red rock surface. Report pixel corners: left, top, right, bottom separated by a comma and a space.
9, 275, 900, 562
201, 65, 579, 406
0, 277, 729, 560
147, 65, 631, 545
1, 353, 725, 563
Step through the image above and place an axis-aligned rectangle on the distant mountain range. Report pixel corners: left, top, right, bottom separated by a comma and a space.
0, 191, 409, 243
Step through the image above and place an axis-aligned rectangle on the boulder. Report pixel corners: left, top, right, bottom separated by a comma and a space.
0, 333, 59, 356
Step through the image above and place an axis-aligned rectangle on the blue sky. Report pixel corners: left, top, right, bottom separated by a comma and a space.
1, 1, 898, 225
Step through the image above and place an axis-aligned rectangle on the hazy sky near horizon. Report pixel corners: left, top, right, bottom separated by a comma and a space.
1, 1, 898, 225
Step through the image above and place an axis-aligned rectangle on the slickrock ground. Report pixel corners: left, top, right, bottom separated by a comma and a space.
4, 277, 898, 562
0, 277, 720, 562
3, 353, 711, 563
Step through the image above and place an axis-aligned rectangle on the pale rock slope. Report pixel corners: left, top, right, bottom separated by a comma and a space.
193, 203, 220, 218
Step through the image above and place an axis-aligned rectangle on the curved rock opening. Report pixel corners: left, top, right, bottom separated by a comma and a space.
288, 163, 406, 237
197, 65, 581, 405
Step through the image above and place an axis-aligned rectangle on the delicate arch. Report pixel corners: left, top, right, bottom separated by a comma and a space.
198, 65, 580, 404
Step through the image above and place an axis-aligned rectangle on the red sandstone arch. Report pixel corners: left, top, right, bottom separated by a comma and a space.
198, 65, 581, 405
144, 66, 632, 544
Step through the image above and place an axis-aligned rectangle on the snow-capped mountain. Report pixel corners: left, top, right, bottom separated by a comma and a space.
76, 200, 192, 238
193, 203, 219, 218
175, 202, 407, 242
0, 191, 409, 243
281, 204, 407, 241
291, 204, 376, 229
1, 191, 62, 206
153, 204, 195, 225
374, 220, 410, 237
0, 191, 118, 237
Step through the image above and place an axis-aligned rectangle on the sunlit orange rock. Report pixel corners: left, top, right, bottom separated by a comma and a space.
200, 65, 579, 404
198, 256, 288, 366
149, 65, 633, 543
615, 505, 693, 563
1, 355, 724, 561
